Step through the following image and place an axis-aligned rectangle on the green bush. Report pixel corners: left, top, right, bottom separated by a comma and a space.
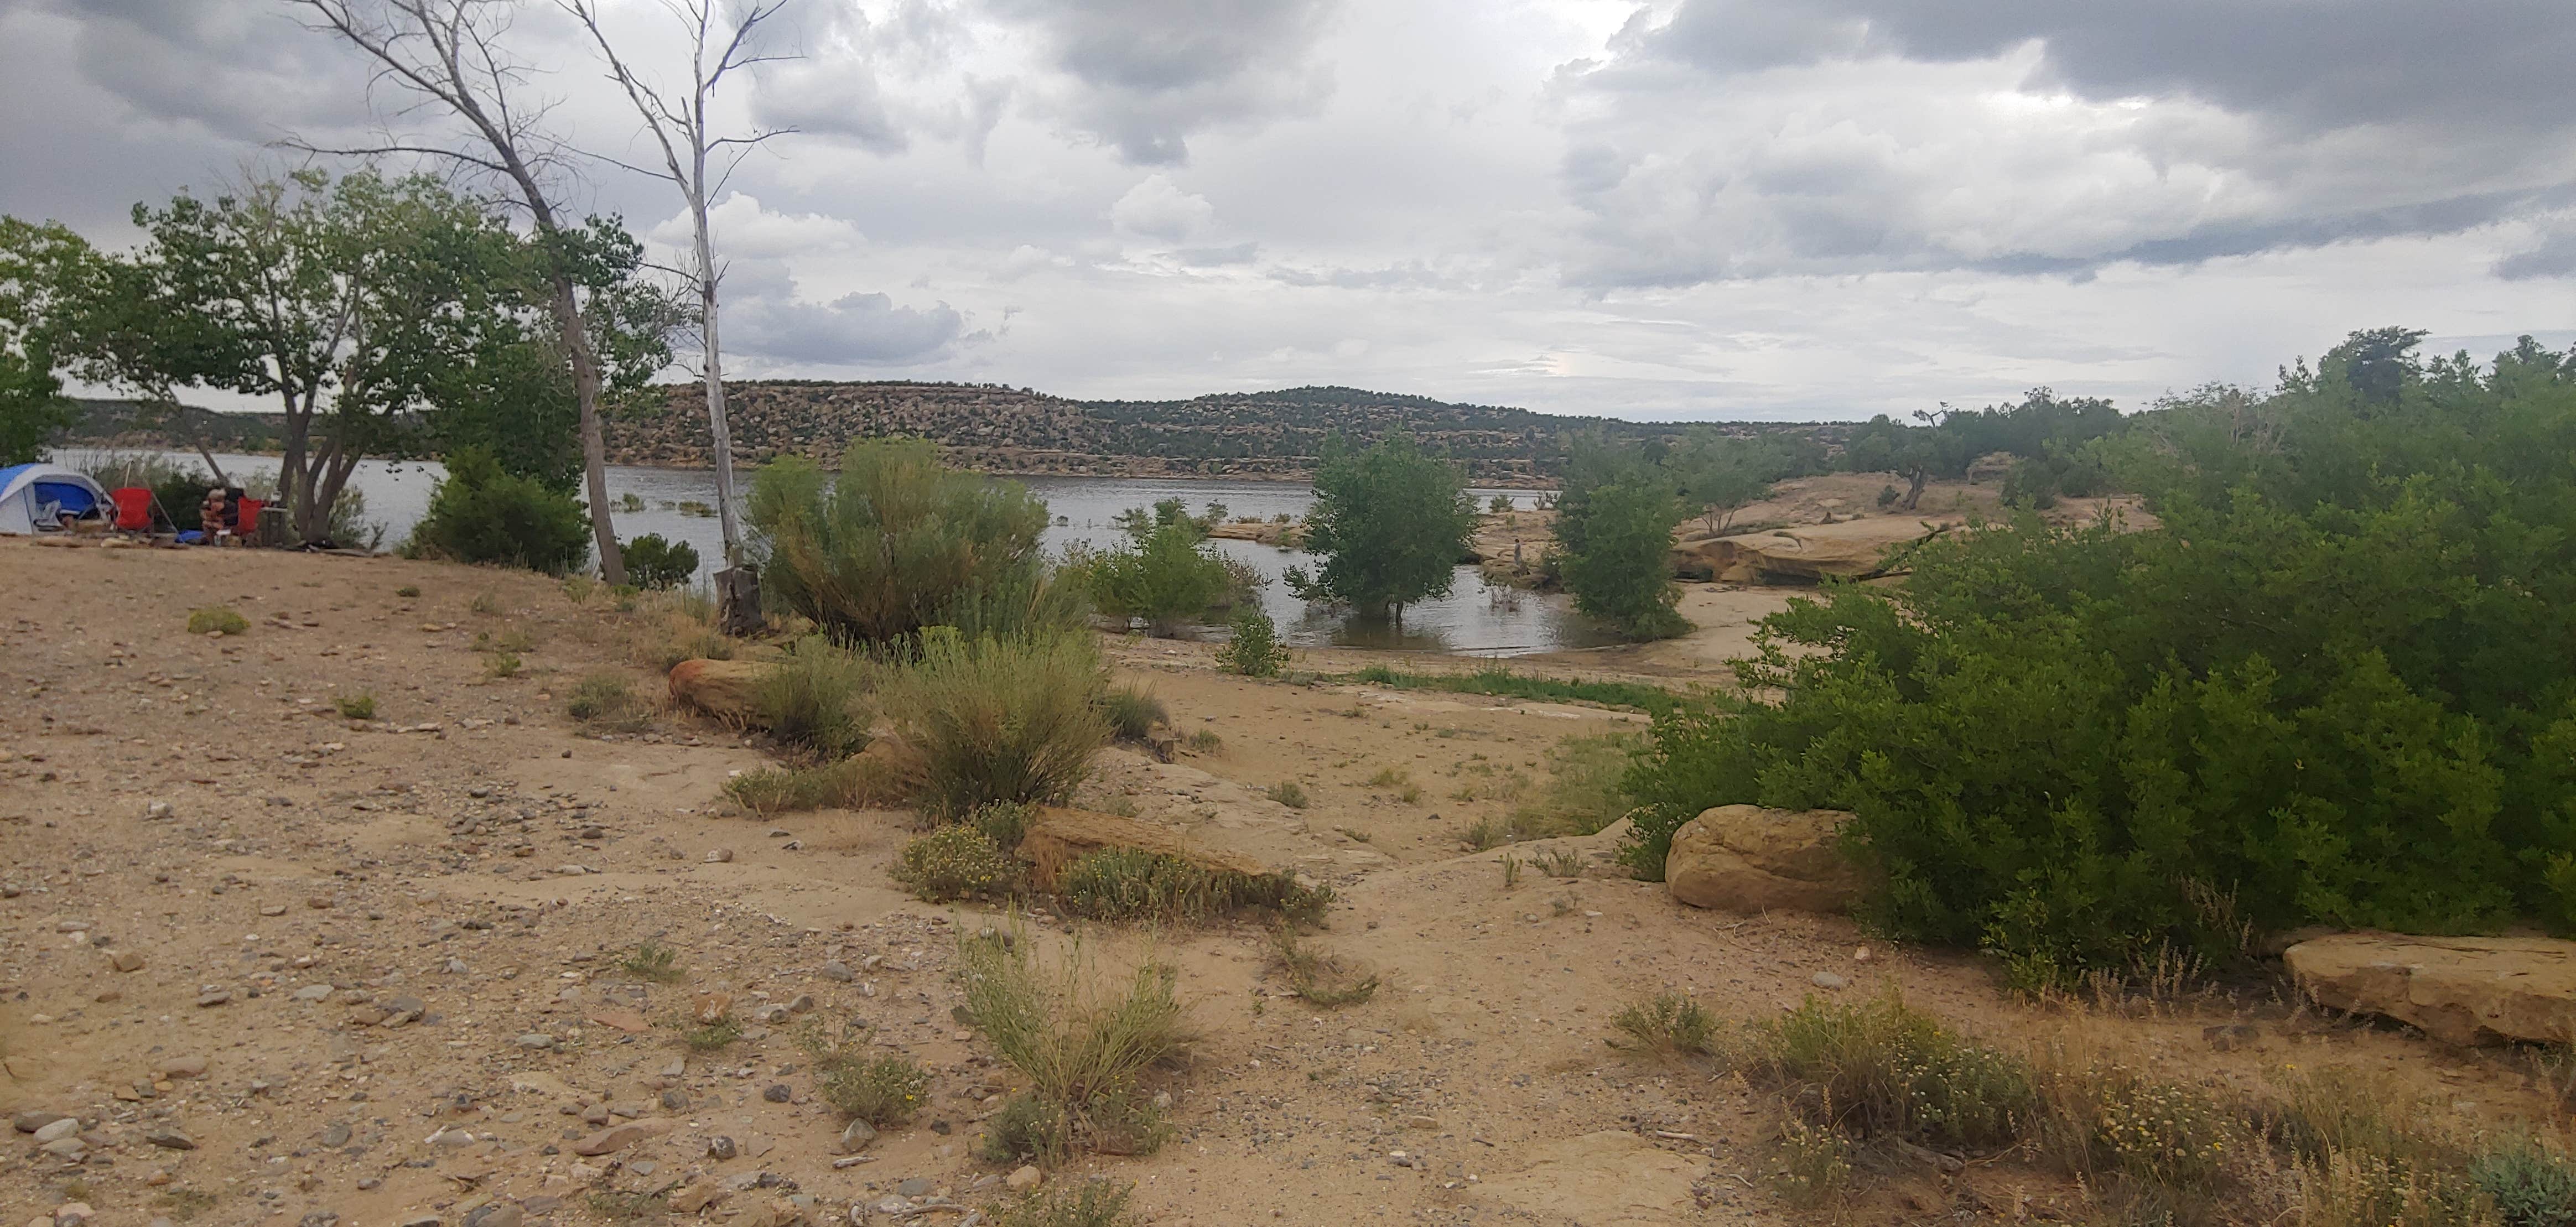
1728, 991, 2033, 1152
892, 825, 1022, 902
724, 755, 905, 814
1217, 607, 1289, 677
1056, 848, 1330, 927
1611, 992, 1716, 1057
989, 1180, 1141, 1227
877, 631, 1110, 820
333, 692, 377, 720
807, 1039, 931, 1129
1284, 434, 1476, 618
1098, 684, 1166, 742
567, 670, 649, 731
2470, 1143, 2576, 1227
186, 606, 248, 635
1623, 333, 2576, 981
755, 640, 871, 758
747, 441, 1080, 646
622, 533, 699, 589
1081, 514, 1232, 634
402, 446, 590, 574
973, 800, 1037, 849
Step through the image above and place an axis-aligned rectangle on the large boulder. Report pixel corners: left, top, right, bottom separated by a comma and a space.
667, 657, 767, 725
2283, 933, 2576, 1046
1018, 808, 1272, 891
1664, 804, 1869, 913
1682, 517, 1960, 584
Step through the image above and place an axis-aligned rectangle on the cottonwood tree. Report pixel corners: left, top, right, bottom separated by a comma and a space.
0, 220, 85, 465
564, 0, 792, 628
1284, 434, 1474, 620
289, 0, 636, 582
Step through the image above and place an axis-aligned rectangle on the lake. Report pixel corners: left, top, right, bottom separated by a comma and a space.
149, 453, 1614, 656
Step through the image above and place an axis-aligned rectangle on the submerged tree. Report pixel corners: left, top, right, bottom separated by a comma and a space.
1285, 434, 1474, 620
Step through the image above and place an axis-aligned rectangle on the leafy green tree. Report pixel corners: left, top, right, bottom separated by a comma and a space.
1285, 434, 1474, 619
622, 533, 700, 589
1218, 607, 1290, 677
1625, 330, 2576, 985
0, 220, 81, 464
1557, 474, 1689, 640
402, 446, 591, 573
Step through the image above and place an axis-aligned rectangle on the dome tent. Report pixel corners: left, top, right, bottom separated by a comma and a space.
0, 463, 111, 535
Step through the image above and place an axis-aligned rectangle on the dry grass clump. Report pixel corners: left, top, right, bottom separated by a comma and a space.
619, 939, 685, 984
989, 1182, 1141, 1227
755, 638, 872, 757
1699, 991, 2576, 1227
1611, 992, 1718, 1057
891, 826, 1024, 903
1508, 732, 1637, 837
567, 670, 652, 732
801, 1022, 931, 1127
724, 753, 908, 814
1054, 848, 1332, 928
1099, 685, 1166, 742
960, 933, 1188, 1166
877, 631, 1111, 820
1271, 927, 1378, 1007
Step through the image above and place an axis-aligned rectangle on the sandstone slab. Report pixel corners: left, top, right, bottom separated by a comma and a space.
2284, 933, 2576, 1046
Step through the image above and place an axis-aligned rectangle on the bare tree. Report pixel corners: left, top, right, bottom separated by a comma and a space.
286, 0, 630, 584
563, 0, 792, 631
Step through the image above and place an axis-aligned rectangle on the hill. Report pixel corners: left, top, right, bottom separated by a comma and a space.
606, 381, 1780, 483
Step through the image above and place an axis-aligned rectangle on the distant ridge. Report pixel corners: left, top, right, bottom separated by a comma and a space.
61, 381, 1850, 483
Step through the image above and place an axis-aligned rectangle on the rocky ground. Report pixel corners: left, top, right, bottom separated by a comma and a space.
1, 540, 2561, 1227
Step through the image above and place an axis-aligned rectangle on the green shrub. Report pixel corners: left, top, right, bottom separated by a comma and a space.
1622, 334, 2576, 979
989, 1180, 1142, 1227
747, 441, 1080, 646
1098, 684, 1166, 742
892, 826, 1022, 902
567, 670, 649, 731
1554, 467, 1690, 640
1056, 848, 1331, 927
1284, 434, 1476, 618
957, 933, 1185, 1163
186, 606, 248, 635
394, 584, 420, 598
877, 631, 1110, 820
1080, 514, 1232, 634
402, 447, 590, 574
973, 800, 1037, 849
1217, 607, 1290, 677
1265, 781, 1308, 809
1509, 733, 1638, 838
333, 692, 377, 720
622, 533, 699, 589
620, 939, 684, 983
1271, 927, 1378, 1007
2470, 1142, 2576, 1227
755, 640, 871, 757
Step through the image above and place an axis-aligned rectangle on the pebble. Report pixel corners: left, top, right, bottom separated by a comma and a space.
515, 1034, 555, 1050
14, 1111, 70, 1134
293, 984, 335, 1001
142, 1126, 198, 1151
195, 988, 232, 1008
895, 1178, 931, 1198
818, 961, 854, 982
321, 1123, 352, 1147
461, 1204, 522, 1227
762, 1083, 791, 1103
835, 1118, 877, 1154
705, 849, 733, 864
708, 1135, 737, 1161
159, 1055, 208, 1079
1811, 971, 1849, 990
32, 1118, 78, 1143
1006, 1166, 1042, 1192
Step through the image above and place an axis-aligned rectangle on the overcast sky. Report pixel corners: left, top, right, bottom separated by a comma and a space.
6, 0, 2574, 421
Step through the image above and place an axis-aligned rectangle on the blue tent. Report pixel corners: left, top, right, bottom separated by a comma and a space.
0, 462, 111, 535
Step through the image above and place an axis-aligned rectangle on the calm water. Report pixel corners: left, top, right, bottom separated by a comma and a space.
148, 453, 1611, 656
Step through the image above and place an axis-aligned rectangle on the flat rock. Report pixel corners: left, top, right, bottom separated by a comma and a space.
142, 1127, 198, 1151
2284, 933, 2576, 1046
570, 1117, 676, 1156
1683, 516, 1961, 584
1664, 804, 1871, 914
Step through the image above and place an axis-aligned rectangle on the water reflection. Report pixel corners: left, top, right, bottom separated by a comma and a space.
144, 455, 1603, 656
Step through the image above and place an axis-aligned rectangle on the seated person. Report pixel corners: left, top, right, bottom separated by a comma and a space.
200, 488, 235, 542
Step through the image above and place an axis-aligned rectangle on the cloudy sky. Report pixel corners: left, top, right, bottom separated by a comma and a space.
6, 0, 2574, 420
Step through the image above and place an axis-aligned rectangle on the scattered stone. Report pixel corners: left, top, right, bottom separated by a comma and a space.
14, 1111, 70, 1134
293, 984, 334, 1001
835, 1118, 877, 1154
818, 960, 854, 982
668, 1182, 727, 1214
32, 1118, 79, 1143
460, 1203, 521, 1227
1006, 1166, 1042, 1192
159, 1055, 208, 1079
1810, 971, 1849, 991
195, 988, 232, 1008
762, 1083, 791, 1103
896, 1178, 932, 1198
296, 1213, 339, 1227
320, 1122, 352, 1147
142, 1126, 198, 1151
515, 1033, 555, 1051
707, 1135, 736, 1161
659, 1089, 688, 1110
705, 849, 734, 864
110, 950, 146, 973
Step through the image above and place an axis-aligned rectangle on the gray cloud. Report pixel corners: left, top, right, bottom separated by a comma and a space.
983, 0, 1338, 164
729, 289, 967, 365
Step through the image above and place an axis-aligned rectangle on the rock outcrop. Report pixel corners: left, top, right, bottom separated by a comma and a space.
1017, 808, 1273, 891
1679, 517, 1960, 583
666, 658, 767, 725
2283, 933, 2576, 1046
1664, 804, 1870, 913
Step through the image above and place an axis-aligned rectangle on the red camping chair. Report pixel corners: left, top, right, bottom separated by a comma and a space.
231, 497, 264, 540
111, 487, 153, 531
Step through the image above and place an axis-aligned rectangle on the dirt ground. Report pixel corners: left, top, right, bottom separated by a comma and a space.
0, 540, 2558, 1227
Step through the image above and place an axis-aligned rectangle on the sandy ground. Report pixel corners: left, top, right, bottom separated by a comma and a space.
0, 539, 2557, 1227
